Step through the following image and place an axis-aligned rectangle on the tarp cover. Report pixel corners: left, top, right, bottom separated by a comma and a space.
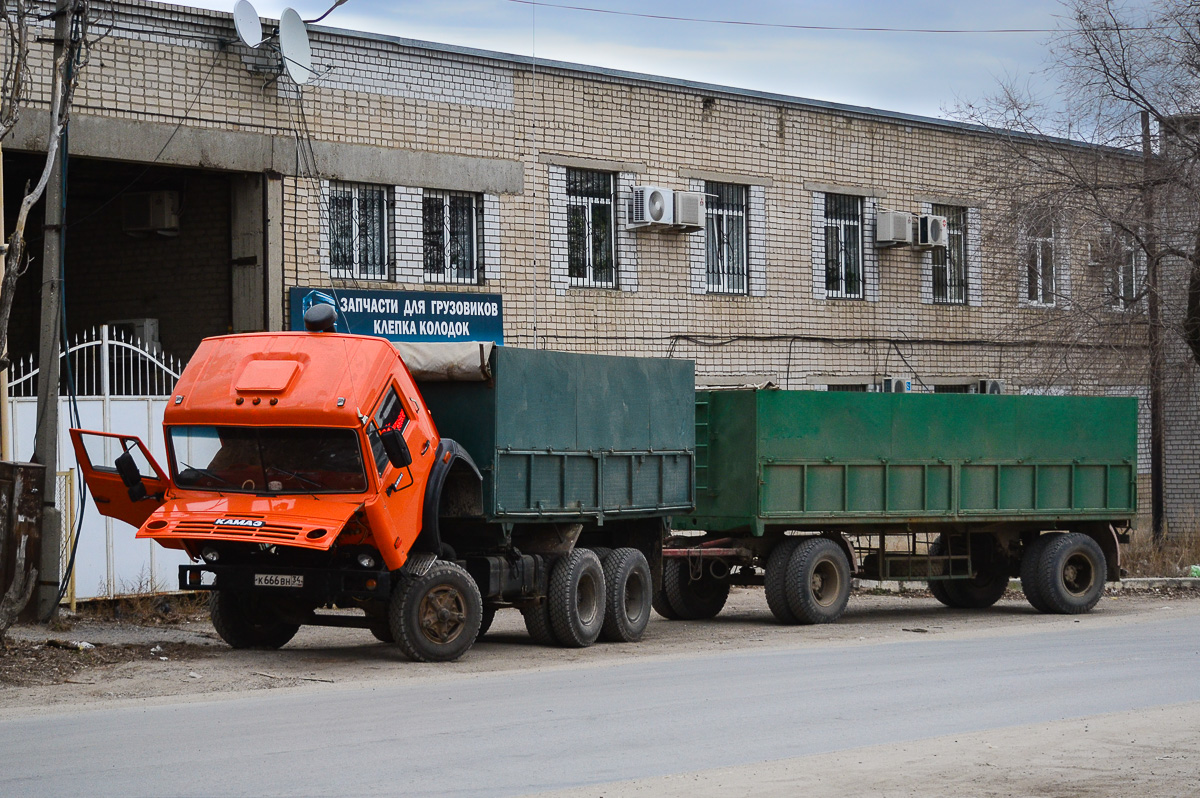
394, 341, 494, 381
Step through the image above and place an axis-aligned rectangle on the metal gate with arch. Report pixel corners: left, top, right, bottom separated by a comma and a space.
5, 325, 186, 600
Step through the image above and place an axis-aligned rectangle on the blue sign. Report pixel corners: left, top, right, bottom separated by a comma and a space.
289, 287, 503, 344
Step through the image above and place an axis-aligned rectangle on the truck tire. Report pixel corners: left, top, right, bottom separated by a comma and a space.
210, 591, 300, 650
389, 562, 483, 662
765, 538, 802, 624
589, 546, 613, 562
663, 557, 730, 620
478, 603, 497, 639
926, 535, 957, 608
1034, 532, 1106, 614
1020, 533, 1060, 613
784, 538, 851, 624
368, 617, 394, 643
944, 539, 1010, 609
548, 548, 606, 647
652, 581, 682, 620
521, 601, 558, 646
600, 548, 653, 642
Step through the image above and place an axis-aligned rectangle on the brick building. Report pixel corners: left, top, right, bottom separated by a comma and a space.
4, 1, 1189, 525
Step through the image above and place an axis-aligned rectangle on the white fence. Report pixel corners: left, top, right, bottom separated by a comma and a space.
6, 326, 187, 600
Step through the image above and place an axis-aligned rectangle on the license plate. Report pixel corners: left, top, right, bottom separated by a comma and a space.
254, 573, 304, 588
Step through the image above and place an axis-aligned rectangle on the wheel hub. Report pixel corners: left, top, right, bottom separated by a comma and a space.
418, 585, 467, 644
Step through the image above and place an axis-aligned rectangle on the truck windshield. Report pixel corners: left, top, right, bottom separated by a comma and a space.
168, 426, 368, 494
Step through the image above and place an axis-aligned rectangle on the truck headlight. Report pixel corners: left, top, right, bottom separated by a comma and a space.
201, 546, 220, 563
357, 553, 377, 569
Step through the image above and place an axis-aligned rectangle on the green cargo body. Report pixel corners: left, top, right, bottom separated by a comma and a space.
678, 389, 1137, 535
417, 347, 695, 524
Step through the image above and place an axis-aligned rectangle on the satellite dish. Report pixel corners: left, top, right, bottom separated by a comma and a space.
279, 8, 314, 84
233, 0, 263, 48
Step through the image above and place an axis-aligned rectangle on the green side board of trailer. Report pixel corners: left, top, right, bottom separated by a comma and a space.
677, 389, 1138, 535
417, 347, 696, 523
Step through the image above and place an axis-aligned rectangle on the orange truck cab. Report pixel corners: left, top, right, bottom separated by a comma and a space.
72, 307, 695, 662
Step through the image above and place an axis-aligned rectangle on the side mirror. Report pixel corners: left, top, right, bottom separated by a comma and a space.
115, 450, 148, 502
381, 429, 412, 469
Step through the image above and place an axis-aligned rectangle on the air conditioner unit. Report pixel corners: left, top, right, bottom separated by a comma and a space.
876, 210, 913, 247
878, 377, 910, 393
122, 191, 180, 234
673, 191, 706, 232
978, 379, 1005, 395
630, 185, 674, 227
109, 318, 161, 349
917, 214, 949, 248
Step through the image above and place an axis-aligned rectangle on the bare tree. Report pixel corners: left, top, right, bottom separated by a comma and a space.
0, 0, 92, 634
0, 0, 93, 370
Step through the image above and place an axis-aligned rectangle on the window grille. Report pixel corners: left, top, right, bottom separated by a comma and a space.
824, 194, 863, 299
705, 182, 748, 294
566, 169, 615, 287
423, 191, 483, 284
932, 204, 967, 304
933, 384, 972, 394
329, 182, 389, 280
827, 383, 867, 392
1025, 217, 1055, 305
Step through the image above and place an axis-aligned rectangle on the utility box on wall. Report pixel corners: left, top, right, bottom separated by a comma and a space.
0, 461, 46, 622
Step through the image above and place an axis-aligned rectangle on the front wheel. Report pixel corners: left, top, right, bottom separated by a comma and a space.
210, 591, 300, 650
784, 538, 851, 624
389, 562, 483, 662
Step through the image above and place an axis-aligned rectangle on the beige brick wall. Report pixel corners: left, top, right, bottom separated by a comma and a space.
6, 1, 1165, 510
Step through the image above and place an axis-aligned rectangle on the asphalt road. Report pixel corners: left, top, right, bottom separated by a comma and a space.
4, 613, 1199, 798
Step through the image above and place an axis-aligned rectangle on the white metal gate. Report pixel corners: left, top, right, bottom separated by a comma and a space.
5, 326, 186, 599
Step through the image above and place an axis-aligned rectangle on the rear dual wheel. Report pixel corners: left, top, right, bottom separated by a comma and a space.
662, 557, 730, 620
1022, 532, 1105, 614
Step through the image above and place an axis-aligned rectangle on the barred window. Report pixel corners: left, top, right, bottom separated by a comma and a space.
423, 191, 483, 285
329, 182, 389, 280
566, 169, 615, 288
932, 204, 967, 304
705, 182, 747, 294
933, 384, 972, 394
826, 383, 867, 392
824, 194, 862, 299
1024, 217, 1056, 305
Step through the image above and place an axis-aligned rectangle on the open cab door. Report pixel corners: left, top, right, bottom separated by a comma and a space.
69, 429, 170, 529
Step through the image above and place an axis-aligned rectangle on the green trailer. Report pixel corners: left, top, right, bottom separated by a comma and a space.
411, 344, 694, 646
661, 389, 1137, 624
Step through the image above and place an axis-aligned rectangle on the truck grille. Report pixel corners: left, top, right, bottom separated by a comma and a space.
169, 520, 306, 544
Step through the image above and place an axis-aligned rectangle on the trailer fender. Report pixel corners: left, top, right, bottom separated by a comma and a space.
414, 439, 482, 556
819, 532, 858, 572
1087, 524, 1122, 582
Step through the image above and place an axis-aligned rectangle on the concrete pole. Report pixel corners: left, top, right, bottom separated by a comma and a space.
31, 1, 73, 618
1141, 111, 1166, 543
1, 139, 10, 462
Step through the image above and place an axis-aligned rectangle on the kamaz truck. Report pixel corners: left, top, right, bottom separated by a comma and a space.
71, 308, 694, 661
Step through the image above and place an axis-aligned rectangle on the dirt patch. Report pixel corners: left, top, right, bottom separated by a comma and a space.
0, 639, 215, 688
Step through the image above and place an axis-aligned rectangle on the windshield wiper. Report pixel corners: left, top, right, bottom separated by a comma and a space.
178, 461, 236, 488
265, 466, 325, 490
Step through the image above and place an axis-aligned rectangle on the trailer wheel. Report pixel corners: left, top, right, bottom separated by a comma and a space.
548, 548, 606, 647
785, 538, 851, 624
389, 562, 482, 662
1020, 533, 1060, 613
478, 603, 497, 639
664, 557, 730, 620
521, 601, 558, 645
765, 539, 802, 624
1034, 532, 1106, 614
926, 535, 957, 608
600, 548, 653, 642
652, 579, 682, 620
210, 591, 300, 650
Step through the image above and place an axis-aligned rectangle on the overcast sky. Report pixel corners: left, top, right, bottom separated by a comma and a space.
190, 0, 1077, 120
